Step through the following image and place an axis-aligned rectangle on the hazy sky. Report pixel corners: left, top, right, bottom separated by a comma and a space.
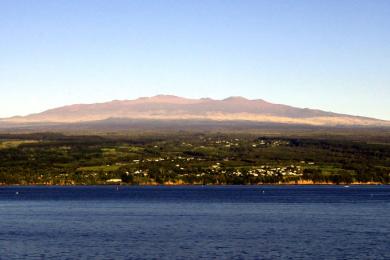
1, 0, 389, 119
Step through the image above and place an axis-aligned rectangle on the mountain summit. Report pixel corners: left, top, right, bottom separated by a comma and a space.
1, 95, 388, 126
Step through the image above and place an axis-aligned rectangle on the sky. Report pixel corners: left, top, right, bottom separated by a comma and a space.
0, 0, 389, 120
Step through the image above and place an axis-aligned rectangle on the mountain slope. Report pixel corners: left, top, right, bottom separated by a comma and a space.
1, 95, 389, 126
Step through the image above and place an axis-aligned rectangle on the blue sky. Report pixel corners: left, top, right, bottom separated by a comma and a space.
0, 0, 389, 119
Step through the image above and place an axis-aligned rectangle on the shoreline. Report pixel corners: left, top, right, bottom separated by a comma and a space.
1, 182, 386, 187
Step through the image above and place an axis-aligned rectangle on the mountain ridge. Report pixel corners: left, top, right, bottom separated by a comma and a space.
1, 95, 389, 127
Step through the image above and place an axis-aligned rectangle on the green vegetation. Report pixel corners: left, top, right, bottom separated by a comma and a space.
0, 132, 389, 185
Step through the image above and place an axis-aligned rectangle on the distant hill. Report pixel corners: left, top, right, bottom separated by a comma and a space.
1, 95, 389, 127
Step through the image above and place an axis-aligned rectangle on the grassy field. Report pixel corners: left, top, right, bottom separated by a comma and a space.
0, 140, 38, 149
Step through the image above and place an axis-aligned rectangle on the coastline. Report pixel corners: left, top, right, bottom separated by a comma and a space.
1, 182, 386, 187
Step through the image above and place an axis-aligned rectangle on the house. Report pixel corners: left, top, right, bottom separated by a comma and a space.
106, 178, 122, 183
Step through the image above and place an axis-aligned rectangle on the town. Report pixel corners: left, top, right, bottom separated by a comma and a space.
0, 132, 389, 185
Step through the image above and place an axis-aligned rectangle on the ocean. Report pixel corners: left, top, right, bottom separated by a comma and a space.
0, 185, 389, 259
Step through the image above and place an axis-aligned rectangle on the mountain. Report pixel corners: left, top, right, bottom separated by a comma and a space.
1, 95, 389, 127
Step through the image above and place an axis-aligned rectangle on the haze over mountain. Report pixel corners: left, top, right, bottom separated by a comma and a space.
1, 95, 389, 127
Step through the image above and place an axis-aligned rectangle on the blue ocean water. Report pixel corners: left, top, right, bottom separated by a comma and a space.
0, 185, 389, 259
